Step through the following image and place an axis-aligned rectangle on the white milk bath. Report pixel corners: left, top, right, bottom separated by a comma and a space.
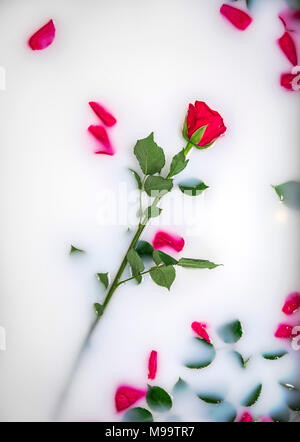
0, 0, 299, 421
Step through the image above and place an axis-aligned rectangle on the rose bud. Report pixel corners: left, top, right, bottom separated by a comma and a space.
183, 101, 226, 151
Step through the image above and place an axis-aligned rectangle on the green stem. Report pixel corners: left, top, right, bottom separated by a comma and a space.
184, 142, 194, 156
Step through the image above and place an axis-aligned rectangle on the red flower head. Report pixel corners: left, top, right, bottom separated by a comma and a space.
148, 350, 158, 380
115, 385, 146, 412
184, 101, 226, 149
282, 292, 300, 315
191, 322, 211, 343
220, 4, 253, 31
152, 231, 185, 252
28, 19, 56, 51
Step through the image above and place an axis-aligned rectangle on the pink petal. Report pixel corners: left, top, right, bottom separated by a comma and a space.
258, 416, 273, 423
237, 411, 254, 422
148, 350, 158, 380
152, 231, 185, 252
89, 101, 117, 127
282, 292, 300, 315
115, 385, 146, 412
275, 323, 294, 339
280, 72, 300, 90
278, 32, 298, 66
28, 19, 56, 51
88, 125, 114, 155
220, 4, 253, 31
191, 321, 211, 343
279, 8, 300, 33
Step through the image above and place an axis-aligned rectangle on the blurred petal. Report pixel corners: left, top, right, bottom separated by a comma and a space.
237, 411, 254, 422
148, 350, 158, 380
278, 32, 298, 65
275, 323, 294, 338
88, 125, 114, 155
115, 386, 146, 412
89, 101, 117, 127
152, 231, 185, 252
282, 292, 300, 315
220, 4, 253, 31
28, 19, 55, 50
191, 322, 211, 343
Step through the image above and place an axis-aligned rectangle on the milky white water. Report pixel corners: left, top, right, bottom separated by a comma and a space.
0, 0, 299, 422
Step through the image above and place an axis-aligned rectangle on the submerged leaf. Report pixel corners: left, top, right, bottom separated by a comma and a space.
179, 180, 209, 196
198, 393, 224, 404
123, 407, 153, 422
70, 245, 85, 254
144, 176, 173, 197
94, 303, 104, 317
273, 181, 300, 210
218, 319, 243, 344
241, 383, 262, 407
129, 168, 142, 190
232, 351, 250, 368
262, 350, 288, 360
146, 386, 172, 412
185, 337, 216, 369
96, 272, 109, 289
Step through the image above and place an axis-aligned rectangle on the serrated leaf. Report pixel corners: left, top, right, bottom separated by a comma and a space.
146, 386, 172, 412
94, 303, 104, 317
198, 393, 224, 404
273, 181, 300, 210
144, 206, 162, 219
127, 249, 144, 284
177, 258, 221, 269
218, 319, 243, 344
152, 250, 178, 266
70, 245, 85, 254
144, 175, 173, 197
190, 125, 207, 147
169, 149, 189, 177
129, 168, 142, 190
134, 133, 165, 175
150, 265, 176, 290
96, 272, 109, 289
241, 383, 262, 407
135, 240, 154, 257
185, 337, 216, 369
232, 351, 250, 369
262, 350, 288, 360
123, 407, 153, 422
179, 180, 209, 196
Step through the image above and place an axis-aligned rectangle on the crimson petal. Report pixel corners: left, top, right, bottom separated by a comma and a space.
220, 4, 253, 31
278, 32, 298, 66
88, 125, 114, 155
89, 101, 117, 127
282, 292, 300, 315
148, 350, 158, 380
115, 385, 146, 412
28, 19, 55, 51
152, 231, 185, 252
191, 322, 211, 343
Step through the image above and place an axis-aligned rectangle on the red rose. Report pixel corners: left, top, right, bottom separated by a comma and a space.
185, 101, 226, 148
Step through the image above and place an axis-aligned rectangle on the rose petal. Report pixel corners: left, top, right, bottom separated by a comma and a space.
115, 385, 146, 412
88, 125, 114, 155
258, 416, 273, 422
220, 4, 253, 31
237, 411, 254, 422
278, 32, 298, 66
152, 231, 185, 252
280, 71, 300, 90
191, 321, 211, 343
186, 101, 226, 147
282, 292, 300, 315
89, 102, 117, 127
275, 323, 294, 339
28, 19, 56, 51
279, 8, 300, 33
148, 350, 158, 380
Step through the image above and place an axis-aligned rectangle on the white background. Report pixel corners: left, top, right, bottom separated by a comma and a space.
0, 0, 299, 421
